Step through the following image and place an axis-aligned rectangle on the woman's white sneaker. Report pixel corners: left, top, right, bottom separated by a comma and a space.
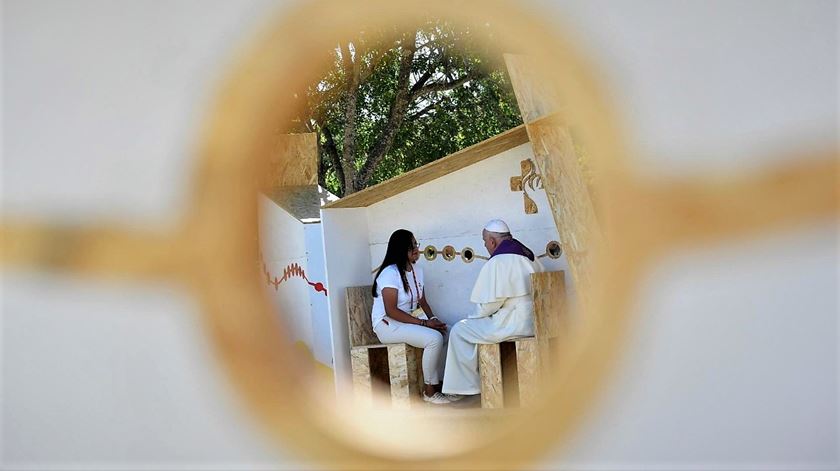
422, 392, 451, 405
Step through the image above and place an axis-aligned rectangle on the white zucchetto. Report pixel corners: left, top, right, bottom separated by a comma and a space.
483, 219, 510, 233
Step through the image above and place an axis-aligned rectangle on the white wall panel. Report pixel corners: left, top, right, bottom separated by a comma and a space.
366, 143, 572, 324
259, 196, 313, 349
304, 223, 332, 367
320, 208, 371, 392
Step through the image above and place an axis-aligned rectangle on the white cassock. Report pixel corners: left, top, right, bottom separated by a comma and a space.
441, 252, 540, 395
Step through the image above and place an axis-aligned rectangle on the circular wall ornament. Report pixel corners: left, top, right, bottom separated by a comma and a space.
461, 246, 475, 263
423, 245, 437, 261
441, 245, 457, 261
546, 241, 562, 259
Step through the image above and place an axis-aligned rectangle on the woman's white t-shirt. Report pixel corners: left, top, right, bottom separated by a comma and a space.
371, 264, 424, 328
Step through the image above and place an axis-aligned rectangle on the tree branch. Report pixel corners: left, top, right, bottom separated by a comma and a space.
355, 32, 418, 190
319, 123, 345, 196
410, 69, 434, 94
303, 118, 315, 134
358, 46, 390, 83
315, 137, 328, 190
340, 40, 362, 194
312, 82, 344, 111
409, 49, 449, 94
410, 70, 483, 101
340, 42, 353, 75
407, 101, 437, 121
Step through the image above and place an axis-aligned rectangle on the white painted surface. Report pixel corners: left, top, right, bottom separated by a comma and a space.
1, 275, 287, 469
320, 208, 371, 392
2, 0, 280, 226
2, 0, 837, 468
532, 0, 838, 178
554, 222, 838, 470
304, 223, 332, 367
365, 143, 570, 326
3, 0, 300, 468
258, 195, 313, 351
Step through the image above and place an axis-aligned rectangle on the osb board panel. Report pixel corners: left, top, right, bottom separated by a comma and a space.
346, 286, 378, 347
264, 133, 317, 188
412, 346, 424, 395
479, 343, 503, 409
500, 341, 520, 408
505, 53, 602, 311
350, 347, 372, 407
387, 343, 421, 409
503, 54, 562, 124
351, 346, 392, 405
527, 122, 602, 310
324, 125, 529, 208
532, 271, 566, 340
532, 271, 566, 376
480, 338, 541, 409
368, 346, 392, 408
515, 338, 539, 407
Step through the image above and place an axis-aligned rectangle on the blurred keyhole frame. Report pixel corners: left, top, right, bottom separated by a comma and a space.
1, 0, 836, 469
166, 0, 625, 469
195, 0, 836, 468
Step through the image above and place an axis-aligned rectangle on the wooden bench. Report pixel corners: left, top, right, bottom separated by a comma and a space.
346, 285, 424, 409
478, 271, 565, 408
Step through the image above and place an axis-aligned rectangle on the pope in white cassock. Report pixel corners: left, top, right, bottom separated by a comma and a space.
442, 219, 541, 397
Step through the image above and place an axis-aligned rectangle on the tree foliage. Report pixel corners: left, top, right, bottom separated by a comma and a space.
296, 21, 523, 197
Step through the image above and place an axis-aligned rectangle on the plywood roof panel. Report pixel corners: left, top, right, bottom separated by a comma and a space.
323, 124, 529, 209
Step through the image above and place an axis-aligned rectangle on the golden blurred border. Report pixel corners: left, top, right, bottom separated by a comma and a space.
1, 0, 837, 469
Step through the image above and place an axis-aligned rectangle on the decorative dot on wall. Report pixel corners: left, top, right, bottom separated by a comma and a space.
442, 245, 456, 261
423, 245, 437, 261
546, 240, 563, 259
461, 247, 475, 263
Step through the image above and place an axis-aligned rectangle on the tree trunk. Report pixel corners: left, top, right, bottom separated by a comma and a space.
354, 35, 417, 190
340, 42, 361, 194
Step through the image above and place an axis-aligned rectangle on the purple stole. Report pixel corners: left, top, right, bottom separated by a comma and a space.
490, 238, 535, 261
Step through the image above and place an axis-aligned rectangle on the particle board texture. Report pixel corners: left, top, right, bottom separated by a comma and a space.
532, 270, 566, 376
478, 338, 538, 409
346, 286, 424, 408
477, 271, 566, 409
263, 132, 318, 188
479, 341, 504, 408
346, 285, 378, 348
388, 343, 423, 409
504, 53, 602, 311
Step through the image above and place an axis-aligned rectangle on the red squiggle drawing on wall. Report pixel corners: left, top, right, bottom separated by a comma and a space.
261, 261, 328, 297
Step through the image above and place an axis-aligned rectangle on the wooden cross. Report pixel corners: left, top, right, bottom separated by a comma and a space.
510, 158, 544, 214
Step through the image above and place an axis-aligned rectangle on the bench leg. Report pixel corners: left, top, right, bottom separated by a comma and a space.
478, 343, 504, 408
515, 338, 539, 407
350, 348, 373, 407
387, 344, 421, 409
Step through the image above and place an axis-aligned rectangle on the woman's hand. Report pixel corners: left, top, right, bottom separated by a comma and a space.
425, 317, 447, 333
418, 296, 445, 332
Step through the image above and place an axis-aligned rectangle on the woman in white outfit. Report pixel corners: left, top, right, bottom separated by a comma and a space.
371, 229, 451, 405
